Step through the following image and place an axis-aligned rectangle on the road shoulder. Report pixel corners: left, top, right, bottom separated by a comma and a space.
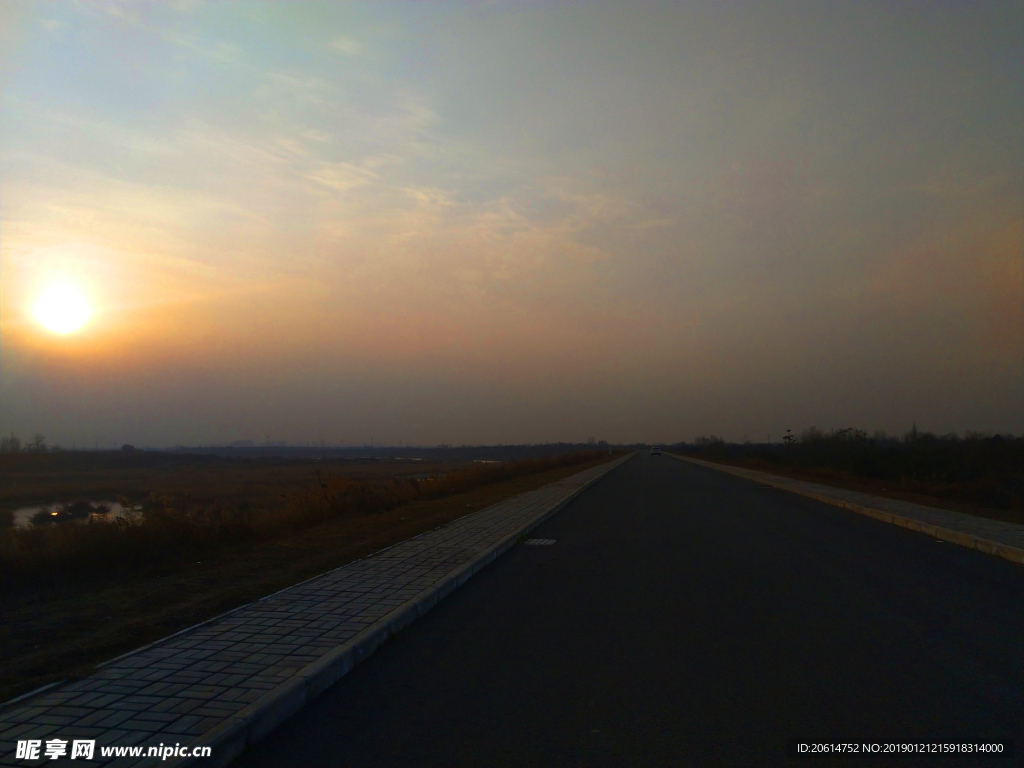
671, 454, 1024, 565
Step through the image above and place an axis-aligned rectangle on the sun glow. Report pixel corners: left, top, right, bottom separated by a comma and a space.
32, 283, 93, 335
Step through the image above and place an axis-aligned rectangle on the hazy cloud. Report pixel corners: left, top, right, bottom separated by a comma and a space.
0, 1, 1019, 446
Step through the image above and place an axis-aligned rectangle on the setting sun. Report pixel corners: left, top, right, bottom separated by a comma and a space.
32, 283, 92, 335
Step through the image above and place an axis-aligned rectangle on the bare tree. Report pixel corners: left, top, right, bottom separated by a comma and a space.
0, 433, 21, 453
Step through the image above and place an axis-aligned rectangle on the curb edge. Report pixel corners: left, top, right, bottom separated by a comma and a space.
177, 452, 634, 768
670, 454, 1024, 566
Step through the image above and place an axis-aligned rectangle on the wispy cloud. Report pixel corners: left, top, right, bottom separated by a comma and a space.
306, 162, 377, 192
1, 0, 1019, 444
330, 35, 365, 56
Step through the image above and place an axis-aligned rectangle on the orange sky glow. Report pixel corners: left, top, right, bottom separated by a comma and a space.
0, 1, 1020, 447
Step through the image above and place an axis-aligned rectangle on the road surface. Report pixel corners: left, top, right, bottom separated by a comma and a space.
236, 453, 1022, 766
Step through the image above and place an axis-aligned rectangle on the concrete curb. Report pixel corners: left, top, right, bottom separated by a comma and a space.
175, 452, 634, 768
671, 454, 1024, 566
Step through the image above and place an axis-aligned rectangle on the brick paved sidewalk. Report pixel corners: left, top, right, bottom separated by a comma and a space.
675, 454, 1024, 561
0, 455, 631, 767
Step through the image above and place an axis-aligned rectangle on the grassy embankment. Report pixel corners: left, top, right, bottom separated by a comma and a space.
1, 449, 620, 701
676, 429, 1023, 525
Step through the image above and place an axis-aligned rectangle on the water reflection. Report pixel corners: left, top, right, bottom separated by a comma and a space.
11, 500, 134, 527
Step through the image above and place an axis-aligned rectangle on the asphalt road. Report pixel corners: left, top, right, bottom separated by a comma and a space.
236, 453, 1023, 767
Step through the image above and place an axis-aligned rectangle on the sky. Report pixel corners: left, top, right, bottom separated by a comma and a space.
0, 0, 1021, 447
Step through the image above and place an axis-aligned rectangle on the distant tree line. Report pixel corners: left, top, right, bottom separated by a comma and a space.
0, 433, 59, 453
679, 427, 1023, 512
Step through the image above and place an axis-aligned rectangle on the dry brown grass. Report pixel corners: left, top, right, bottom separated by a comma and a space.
0, 451, 453, 511
0, 451, 608, 595
0, 453, 619, 703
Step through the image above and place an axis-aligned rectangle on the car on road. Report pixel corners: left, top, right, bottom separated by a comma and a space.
650, 446, 661, 456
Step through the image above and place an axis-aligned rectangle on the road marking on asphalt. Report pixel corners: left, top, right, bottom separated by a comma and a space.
524, 538, 557, 545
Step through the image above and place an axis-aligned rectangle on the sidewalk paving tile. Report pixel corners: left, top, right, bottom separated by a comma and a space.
0, 456, 627, 766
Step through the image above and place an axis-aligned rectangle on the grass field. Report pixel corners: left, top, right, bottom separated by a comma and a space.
0, 450, 456, 513
0, 451, 620, 702
676, 431, 1023, 526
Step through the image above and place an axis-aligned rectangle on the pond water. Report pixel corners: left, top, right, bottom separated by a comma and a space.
9, 500, 136, 528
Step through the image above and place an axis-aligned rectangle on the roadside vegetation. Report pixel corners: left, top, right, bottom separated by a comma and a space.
676, 428, 1023, 524
0, 450, 609, 596
0, 450, 620, 700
